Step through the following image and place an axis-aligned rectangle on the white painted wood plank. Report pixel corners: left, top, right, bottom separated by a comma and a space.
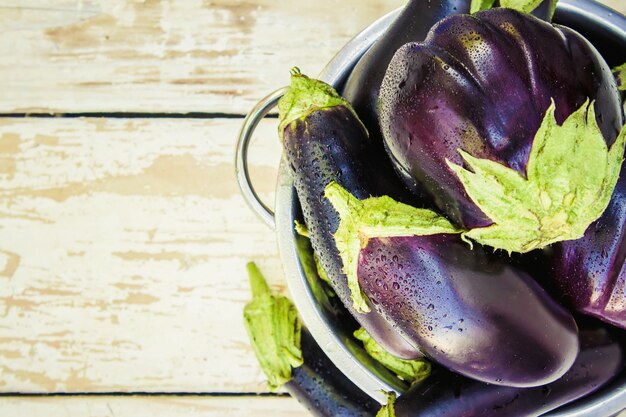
2, 0, 621, 114
0, 117, 287, 393
0, 0, 405, 113
0, 396, 309, 417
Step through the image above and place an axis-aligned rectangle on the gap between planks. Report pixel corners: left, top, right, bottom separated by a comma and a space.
0, 395, 310, 417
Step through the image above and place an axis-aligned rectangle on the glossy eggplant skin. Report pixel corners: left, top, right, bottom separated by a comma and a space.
379, 8, 623, 229
547, 172, 626, 329
287, 328, 378, 417
357, 234, 579, 387
282, 105, 420, 359
342, 0, 470, 150
392, 324, 624, 417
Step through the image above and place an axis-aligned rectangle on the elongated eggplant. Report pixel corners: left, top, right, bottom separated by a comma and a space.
379, 8, 624, 233
382, 322, 624, 417
279, 69, 420, 359
357, 235, 578, 387
324, 183, 578, 387
290, 328, 380, 417
243, 262, 378, 417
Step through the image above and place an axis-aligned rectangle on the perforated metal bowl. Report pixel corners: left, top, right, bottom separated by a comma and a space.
236, 1, 626, 414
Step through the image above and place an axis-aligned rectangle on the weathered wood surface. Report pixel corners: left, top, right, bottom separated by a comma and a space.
2, 0, 623, 114
0, 396, 309, 417
2, 0, 626, 414
0, 0, 405, 114
0, 117, 285, 393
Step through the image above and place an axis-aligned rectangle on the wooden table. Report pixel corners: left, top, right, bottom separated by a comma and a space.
0, 1, 624, 415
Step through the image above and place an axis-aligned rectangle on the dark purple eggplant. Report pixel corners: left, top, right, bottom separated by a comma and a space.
289, 328, 379, 417
342, 0, 554, 173
382, 322, 624, 417
243, 262, 378, 417
379, 8, 624, 231
353, 231, 579, 387
278, 69, 420, 359
342, 0, 470, 165
546, 172, 626, 329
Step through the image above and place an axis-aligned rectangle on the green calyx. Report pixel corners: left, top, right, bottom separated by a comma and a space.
324, 182, 461, 313
470, 0, 495, 14
448, 99, 626, 254
613, 63, 626, 92
277, 67, 364, 140
354, 328, 431, 384
376, 391, 398, 417
294, 220, 310, 238
243, 262, 303, 390
470, 0, 557, 17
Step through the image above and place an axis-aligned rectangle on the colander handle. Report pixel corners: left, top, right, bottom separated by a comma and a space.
235, 87, 287, 230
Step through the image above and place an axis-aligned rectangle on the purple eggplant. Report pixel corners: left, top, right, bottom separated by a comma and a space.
379, 8, 623, 230
289, 328, 379, 417
546, 172, 626, 329
342, 0, 553, 167
342, 0, 470, 159
353, 231, 578, 387
243, 262, 378, 417
383, 322, 624, 417
278, 69, 420, 359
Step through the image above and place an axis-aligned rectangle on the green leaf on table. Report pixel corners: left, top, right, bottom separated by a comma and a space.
613, 63, 626, 91
243, 262, 303, 390
324, 182, 460, 313
354, 328, 431, 384
448, 100, 626, 254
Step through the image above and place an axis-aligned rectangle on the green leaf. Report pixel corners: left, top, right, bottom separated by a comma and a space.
376, 392, 398, 417
449, 100, 626, 253
500, 0, 545, 14
243, 262, 303, 390
278, 68, 365, 141
470, 0, 496, 13
613, 63, 626, 92
550, 0, 558, 19
354, 328, 431, 384
294, 220, 310, 238
324, 182, 460, 313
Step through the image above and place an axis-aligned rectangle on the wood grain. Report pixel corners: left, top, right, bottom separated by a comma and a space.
0, 0, 405, 114
0, 396, 309, 417
1, 0, 623, 114
0, 117, 286, 393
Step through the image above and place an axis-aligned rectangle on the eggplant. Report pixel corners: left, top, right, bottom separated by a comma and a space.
379, 8, 624, 232
382, 322, 624, 417
342, 0, 554, 163
243, 262, 378, 417
546, 173, 626, 329
342, 0, 470, 159
278, 69, 420, 359
323, 183, 578, 387
344, 217, 579, 387
290, 328, 380, 417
